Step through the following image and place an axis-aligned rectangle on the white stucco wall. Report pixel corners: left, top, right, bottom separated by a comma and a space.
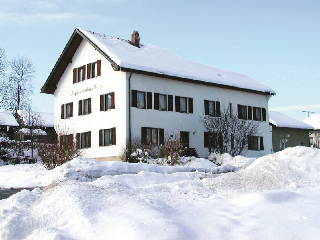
54, 40, 127, 159
54, 39, 272, 160
129, 73, 272, 158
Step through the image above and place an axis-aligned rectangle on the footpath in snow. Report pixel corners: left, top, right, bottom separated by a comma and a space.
1, 146, 320, 240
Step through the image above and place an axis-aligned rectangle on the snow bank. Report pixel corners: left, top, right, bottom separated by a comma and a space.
205, 147, 320, 197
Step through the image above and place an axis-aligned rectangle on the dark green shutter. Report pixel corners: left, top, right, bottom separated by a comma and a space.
154, 93, 159, 110
216, 101, 221, 117
132, 90, 137, 107
159, 128, 164, 145
168, 95, 173, 111
175, 96, 180, 112
188, 98, 193, 114
147, 92, 152, 109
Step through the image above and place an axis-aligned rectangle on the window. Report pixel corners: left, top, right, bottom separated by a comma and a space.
78, 98, 91, 115
204, 100, 221, 116
61, 102, 73, 119
99, 128, 116, 146
100, 92, 115, 111
248, 136, 264, 151
74, 60, 101, 83
154, 93, 173, 111
77, 131, 91, 149
141, 127, 164, 145
204, 132, 223, 148
238, 105, 266, 121
73, 66, 86, 83
175, 96, 193, 114
59, 134, 73, 148
132, 90, 152, 109
87, 62, 97, 79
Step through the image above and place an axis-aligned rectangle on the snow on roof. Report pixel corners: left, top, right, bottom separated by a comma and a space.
0, 109, 19, 127
79, 29, 275, 95
18, 128, 47, 136
269, 111, 313, 130
17, 110, 54, 128
303, 114, 320, 130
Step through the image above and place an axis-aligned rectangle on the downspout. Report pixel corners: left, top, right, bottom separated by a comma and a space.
128, 72, 133, 146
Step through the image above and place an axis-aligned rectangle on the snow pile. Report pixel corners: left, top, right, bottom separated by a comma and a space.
205, 146, 320, 197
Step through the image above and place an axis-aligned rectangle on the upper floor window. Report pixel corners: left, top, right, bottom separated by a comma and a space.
99, 128, 116, 146
61, 102, 73, 119
204, 132, 223, 149
132, 90, 152, 109
73, 60, 101, 83
204, 100, 220, 117
78, 98, 91, 116
175, 96, 193, 114
238, 104, 266, 121
77, 131, 91, 149
100, 92, 115, 111
141, 127, 164, 145
248, 136, 264, 151
154, 93, 173, 111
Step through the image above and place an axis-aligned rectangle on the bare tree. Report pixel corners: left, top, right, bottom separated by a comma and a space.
6, 56, 35, 113
0, 48, 9, 108
201, 105, 259, 156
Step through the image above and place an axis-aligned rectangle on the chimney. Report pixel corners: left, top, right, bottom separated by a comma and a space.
131, 30, 140, 48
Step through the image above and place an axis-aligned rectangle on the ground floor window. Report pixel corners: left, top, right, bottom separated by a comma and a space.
99, 128, 116, 146
141, 127, 164, 145
59, 134, 73, 148
77, 131, 91, 149
248, 136, 264, 151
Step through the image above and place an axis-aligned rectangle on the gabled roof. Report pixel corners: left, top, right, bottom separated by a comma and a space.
269, 111, 313, 130
42, 28, 275, 96
303, 114, 320, 130
0, 109, 19, 127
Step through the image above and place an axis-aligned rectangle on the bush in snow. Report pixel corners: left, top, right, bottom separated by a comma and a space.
208, 152, 232, 166
161, 133, 185, 166
37, 135, 82, 170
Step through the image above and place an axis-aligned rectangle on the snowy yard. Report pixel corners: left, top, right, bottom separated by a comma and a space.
1, 147, 320, 240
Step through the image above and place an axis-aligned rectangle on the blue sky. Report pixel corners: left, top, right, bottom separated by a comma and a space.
1, 0, 319, 120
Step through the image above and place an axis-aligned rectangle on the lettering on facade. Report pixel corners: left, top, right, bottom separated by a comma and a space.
71, 84, 102, 97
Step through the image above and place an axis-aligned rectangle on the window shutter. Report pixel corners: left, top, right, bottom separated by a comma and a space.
168, 95, 173, 111
154, 93, 159, 110
99, 95, 104, 111
141, 127, 147, 144
147, 92, 152, 109
112, 128, 116, 145
216, 101, 221, 117
262, 108, 266, 121
204, 132, 209, 148
99, 130, 102, 147
76, 133, 80, 148
68, 134, 73, 145
237, 105, 241, 119
159, 128, 164, 145
82, 65, 86, 81
218, 133, 223, 148
188, 98, 193, 114
87, 63, 91, 79
70, 103, 73, 117
175, 96, 180, 112
88, 132, 91, 148
260, 137, 264, 150
73, 68, 76, 84
88, 98, 91, 114
111, 92, 115, 109
248, 136, 253, 150
78, 100, 82, 116
132, 90, 137, 107
61, 104, 64, 119
97, 60, 101, 76
204, 100, 209, 115
248, 106, 252, 120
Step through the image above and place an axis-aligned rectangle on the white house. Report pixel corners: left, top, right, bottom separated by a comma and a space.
41, 29, 275, 161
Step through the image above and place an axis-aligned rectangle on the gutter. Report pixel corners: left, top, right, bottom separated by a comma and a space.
128, 72, 133, 146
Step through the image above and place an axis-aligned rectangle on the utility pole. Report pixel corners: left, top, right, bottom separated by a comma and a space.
302, 110, 315, 117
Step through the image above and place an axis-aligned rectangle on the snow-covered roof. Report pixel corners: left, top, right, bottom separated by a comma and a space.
0, 109, 19, 127
18, 128, 47, 136
42, 29, 275, 95
80, 29, 275, 95
303, 114, 320, 130
17, 110, 54, 128
269, 111, 313, 130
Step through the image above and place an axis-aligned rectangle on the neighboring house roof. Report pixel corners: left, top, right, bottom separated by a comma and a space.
303, 114, 320, 130
0, 109, 19, 127
18, 128, 47, 136
269, 111, 313, 130
41, 28, 275, 96
17, 110, 54, 128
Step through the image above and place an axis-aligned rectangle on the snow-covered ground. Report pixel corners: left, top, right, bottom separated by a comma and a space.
1, 147, 320, 240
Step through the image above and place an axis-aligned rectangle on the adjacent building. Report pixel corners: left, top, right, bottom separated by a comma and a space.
269, 111, 313, 152
41, 29, 275, 160
0, 109, 19, 138
303, 114, 320, 148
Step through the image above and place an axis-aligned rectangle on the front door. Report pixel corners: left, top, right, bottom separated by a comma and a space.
180, 131, 189, 148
